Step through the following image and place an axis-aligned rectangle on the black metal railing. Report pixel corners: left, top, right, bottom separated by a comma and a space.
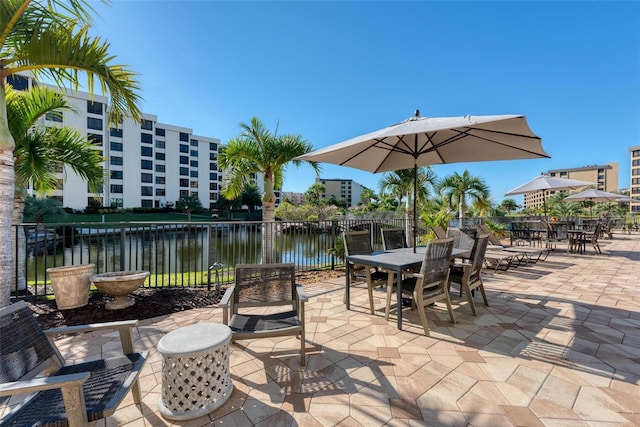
12, 218, 407, 298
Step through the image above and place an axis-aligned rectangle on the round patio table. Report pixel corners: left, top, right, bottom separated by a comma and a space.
157, 322, 233, 420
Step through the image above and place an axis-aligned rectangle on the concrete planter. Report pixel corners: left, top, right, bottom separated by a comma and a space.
90, 271, 150, 310
46, 264, 95, 310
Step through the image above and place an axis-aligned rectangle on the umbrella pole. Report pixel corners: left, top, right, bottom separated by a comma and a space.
413, 163, 417, 253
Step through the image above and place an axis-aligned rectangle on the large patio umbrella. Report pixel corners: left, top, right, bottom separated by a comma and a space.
505, 175, 594, 218
564, 189, 631, 218
298, 111, 549, 251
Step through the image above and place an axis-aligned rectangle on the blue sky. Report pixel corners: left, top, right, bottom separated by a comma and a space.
91, 1, 639, 205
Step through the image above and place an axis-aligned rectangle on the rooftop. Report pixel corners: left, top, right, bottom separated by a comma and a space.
17, 233, 640, 426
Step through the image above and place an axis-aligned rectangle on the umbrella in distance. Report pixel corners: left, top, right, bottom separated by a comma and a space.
564, 189, 632, 218
505, 175, 594, 218
299, 111, 549, 250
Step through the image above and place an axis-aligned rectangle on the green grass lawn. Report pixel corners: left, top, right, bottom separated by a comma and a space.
27, 211, 224, 224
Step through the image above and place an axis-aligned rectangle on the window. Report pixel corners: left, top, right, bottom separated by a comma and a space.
87, 117, 103, 130
155, 164, 165, 173
190, 171, 198, 178
210, 173, 217, 181
179, 132, 189, 142
7, 74, 29, 90
180, 190, 189, 198
141, 146, 153, 157
87, 101, 103, 115
190, 181, 198, 189
155, 188, 166, 196
180, 167, 189, 176
179, 144, 189, 153
141, 160, 153, 170
209, 182, 218, 191
209, 153, 217, 161
180, 156, 189, 165
209, 142, 217, 151
141, 200, 153, 208
87, 197, 102, 207
141, 119, 153, 130
190, 140, 198, 146
88, 133, 103, 146
141, 173, 153, 183
155, 152, 165, 161
209, 163, 217, 171
155, 140, 165, 149
190, 150, 198, 157
156, 128, 165, 136
141, 186, 153, 196
190, 160, 198, 168
111, 156, 123, 166
110, 170, 123, 179
45, 112, 63, 122
110, 184, 123, 193
110, 127, 123, 137
110, 198, 123, 208
141, 133, 152, 144
180, 179, 189, 187
155, 176, 165, 185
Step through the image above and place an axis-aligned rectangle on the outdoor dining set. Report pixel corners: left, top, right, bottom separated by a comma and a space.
343, 219, 608, 337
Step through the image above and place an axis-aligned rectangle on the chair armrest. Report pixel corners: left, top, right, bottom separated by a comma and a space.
44, 320, 139, 355
403, 272, 423, 280
295, 284, 308, 302
0, 372, 89, 397
220, 286, 235, 325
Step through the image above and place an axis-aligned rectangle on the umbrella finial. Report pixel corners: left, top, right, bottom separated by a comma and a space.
414, 109, 420, 117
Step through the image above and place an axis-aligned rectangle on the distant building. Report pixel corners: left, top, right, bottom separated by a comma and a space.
280, 191, 304, 205
523, 163, 619, 210
630, 147, 640, 213
316, 178, 369, 208
9, 74, 222, 210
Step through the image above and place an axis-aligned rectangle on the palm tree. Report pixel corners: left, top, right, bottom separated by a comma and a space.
379, 166, 436, 243
218, 117, 320, 263
9, 84, 104, 291
0, 0, 142, 307
499, 198, 520, 215
438, 170, 489, 228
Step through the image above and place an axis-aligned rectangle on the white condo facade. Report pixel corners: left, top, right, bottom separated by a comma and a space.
11, 74, 222, 211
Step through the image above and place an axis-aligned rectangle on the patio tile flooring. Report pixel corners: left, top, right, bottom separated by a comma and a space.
40, 233, 640, 425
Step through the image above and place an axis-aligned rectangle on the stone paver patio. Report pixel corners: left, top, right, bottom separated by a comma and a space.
22, 233, 640, 425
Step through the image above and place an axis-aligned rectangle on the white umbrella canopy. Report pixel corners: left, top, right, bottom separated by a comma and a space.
564, 189, 632, 218
505, 175, 594, 196
301, 113, 548, 173
563, 189, 627, 202
505, 174, 594, 218
299, 111, 549, 249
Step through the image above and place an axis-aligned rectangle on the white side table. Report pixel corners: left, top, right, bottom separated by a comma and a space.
157, 323, 233, 421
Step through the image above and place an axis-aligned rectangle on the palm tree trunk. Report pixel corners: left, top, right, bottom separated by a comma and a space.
12, 194, 27, 291
262, 178, 276, 264
0, 87, 16, 307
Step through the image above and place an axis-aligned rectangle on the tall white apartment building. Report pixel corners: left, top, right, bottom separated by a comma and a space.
630, 146, 640, 213
316, 177, 368, 208
9, 74, 221, 210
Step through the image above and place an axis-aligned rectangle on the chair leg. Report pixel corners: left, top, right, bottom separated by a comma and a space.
478, 280, 489, 307
464, 281, 478, 316
367, 281, 375, 315
132, 379, 142, 405
443, 288, 456, 325
384, 279, 394, 321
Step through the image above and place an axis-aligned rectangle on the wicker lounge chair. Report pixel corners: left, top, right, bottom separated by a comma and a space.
0, 301, 147, 427
477, 224, 549, 263
221, 263, 308, 366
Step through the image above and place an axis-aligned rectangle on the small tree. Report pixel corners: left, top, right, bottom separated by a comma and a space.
176, 194, 203, 212
241, 184, 262, 213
